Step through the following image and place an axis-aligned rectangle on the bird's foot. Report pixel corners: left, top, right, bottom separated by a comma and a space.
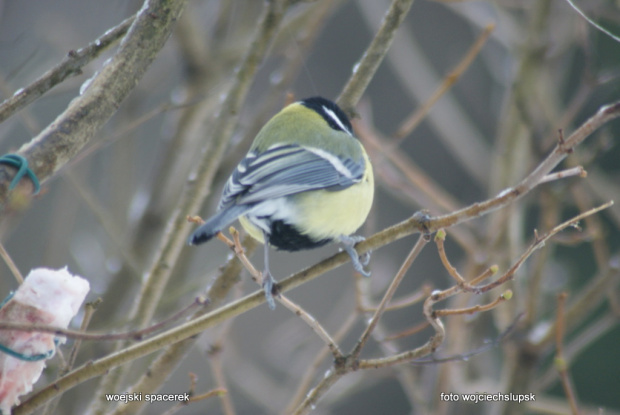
339, 235, 371, 277
262, 271, 278, 310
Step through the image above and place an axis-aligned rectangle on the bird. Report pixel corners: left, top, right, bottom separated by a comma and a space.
188, 96, 374, 309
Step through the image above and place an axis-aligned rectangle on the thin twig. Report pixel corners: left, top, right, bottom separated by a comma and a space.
383, 320, 430, 342
0, 14, 135, 124
64, 171, 142, 275
538, 166, 587, 184
160, 374, 226, 415
469, 265, 499, 286
0, 242, 23, 284
393, 23, 495, 139
226, 228, 343, 358
277, 296, 343, 358
359, 284, 432, 313
208, 322, 236, 415
477, 201, 614, 293
435, 229, 467, 285
351, 234, 430, 359
434, 229, 497, 292
67, 299, 102, 370
291, 368, 342, 415
41, 298, 102, 415
433, 291, 512, 317
0, 296, 206, 341
410, 312, 523, 366
284, 312, 358, 413
555, 292, 581, 415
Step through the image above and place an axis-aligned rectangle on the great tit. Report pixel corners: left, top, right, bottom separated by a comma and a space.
188, 96, 374, 309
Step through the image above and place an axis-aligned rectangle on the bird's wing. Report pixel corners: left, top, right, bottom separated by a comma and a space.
218, 144, 365, 209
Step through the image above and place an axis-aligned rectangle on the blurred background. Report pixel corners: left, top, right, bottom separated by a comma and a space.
1, 0, 619, 414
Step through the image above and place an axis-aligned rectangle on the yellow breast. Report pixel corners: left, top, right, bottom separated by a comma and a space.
294, 151, 374, 240
238, 151, 374, 245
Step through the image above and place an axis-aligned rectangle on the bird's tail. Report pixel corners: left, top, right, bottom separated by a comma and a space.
188, 205, 251, 245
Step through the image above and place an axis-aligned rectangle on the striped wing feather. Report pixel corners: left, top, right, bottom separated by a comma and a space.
218, 144, 364, 210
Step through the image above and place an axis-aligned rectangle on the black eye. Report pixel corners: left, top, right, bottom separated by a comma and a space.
301, 97, 353, 136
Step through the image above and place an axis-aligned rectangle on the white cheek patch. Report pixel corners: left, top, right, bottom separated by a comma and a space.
322, 105, 352, 136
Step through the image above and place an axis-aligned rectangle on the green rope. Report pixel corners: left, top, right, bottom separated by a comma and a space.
0, 291, 56, 361
0, 153, 40, 194
0, 342, 55, 361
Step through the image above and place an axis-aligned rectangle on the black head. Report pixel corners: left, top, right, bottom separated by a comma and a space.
300, 96, 353, 136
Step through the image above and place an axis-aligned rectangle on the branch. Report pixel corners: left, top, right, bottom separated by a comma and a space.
223, 228, 344, 358
336, 0, 415, 115
0, 1, 187, 211
15, 203, 614, 414
0, 14, 135, 124
554, 292, 581, 415
394, 23, 495, 139
94, 1, 291, 412
476, 201, 613, 293
350, 101, 620, 256
0, 242, 23, 283
106, 236, 257, 415
14, 96, 618, 414
351, 233, 430, 359
0, 296, 205, 341
126, 0, 288, 334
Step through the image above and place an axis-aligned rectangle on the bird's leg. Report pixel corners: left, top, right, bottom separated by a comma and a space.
339, 235, 371, 277
262, 232, 277, 310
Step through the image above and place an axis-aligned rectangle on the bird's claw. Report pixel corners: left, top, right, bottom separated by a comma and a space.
339, 235, 371, 277
262, 271, 277, 310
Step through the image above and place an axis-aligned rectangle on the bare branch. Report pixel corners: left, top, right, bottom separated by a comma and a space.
0, 14, 135, 124
337, 0, 415, 115
0, 1, 187, 211
351, 233, 430, 359
554, 292, 581, 415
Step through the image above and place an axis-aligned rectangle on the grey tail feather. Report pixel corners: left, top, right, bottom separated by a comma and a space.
188, 205, 252, 245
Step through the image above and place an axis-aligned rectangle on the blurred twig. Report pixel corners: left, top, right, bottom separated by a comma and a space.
0, 242, 23, 284
337, 0, 415, 115
284, 312, 358, 413
0, 14, 135, 124
554, 292, 581, 415
0, 296, 206, 341
63, 171, 142, 275
207, 314, 237, 415
351, 233, 429, 359
393, 23, 495, 140
41, 298, 102, 415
